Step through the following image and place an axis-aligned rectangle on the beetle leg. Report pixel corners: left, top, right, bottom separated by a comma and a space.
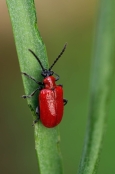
54, 73, 60, 81
63, 98, 68, 106
32, 107, 40, 126
21, 72, 43, 85
58, 84, 63, 87
22, 87, 41, 99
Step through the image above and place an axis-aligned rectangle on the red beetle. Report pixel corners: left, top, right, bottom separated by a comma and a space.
22, 44, 68, 127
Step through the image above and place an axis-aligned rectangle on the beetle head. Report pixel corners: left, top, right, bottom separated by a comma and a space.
41, 69, 54, 78
28, 43, 67, 78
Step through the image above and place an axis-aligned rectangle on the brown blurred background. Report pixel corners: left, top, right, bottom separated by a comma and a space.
0, 0, 115, 174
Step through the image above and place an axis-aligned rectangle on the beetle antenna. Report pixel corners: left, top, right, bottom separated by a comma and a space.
49, 43, 67, 71
28, 49, 45, 71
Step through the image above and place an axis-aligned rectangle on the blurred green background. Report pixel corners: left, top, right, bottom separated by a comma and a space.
0, 0, 115, 174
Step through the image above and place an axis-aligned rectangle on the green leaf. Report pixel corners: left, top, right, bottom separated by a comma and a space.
77, 0, 115, 174
6, 0, 63, 174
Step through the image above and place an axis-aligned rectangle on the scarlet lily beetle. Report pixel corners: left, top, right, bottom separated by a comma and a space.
22, 43, 68, 128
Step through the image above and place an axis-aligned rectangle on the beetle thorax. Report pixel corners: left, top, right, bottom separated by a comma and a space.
43, 76, 56, 89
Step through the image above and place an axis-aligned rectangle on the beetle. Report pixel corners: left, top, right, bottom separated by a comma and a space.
22, 43, 68, 128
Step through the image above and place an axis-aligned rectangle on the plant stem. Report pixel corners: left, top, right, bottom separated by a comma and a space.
6, 1, 63, 174
77, 0, 115, 174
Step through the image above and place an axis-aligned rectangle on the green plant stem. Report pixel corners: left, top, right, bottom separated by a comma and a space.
6, 1, 63, 174
77, 1, 115, 174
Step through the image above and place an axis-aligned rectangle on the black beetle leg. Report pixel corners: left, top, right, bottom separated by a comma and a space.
32, 107, 40, 126
21, 72, 43, 85
58, 84, 63, 87
22, 88, 39, 99
63, 99, 68, 106
54, 73, 60, 81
